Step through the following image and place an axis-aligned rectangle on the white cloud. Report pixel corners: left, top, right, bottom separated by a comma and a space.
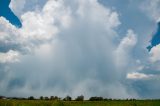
0, 0, 140, 98
10, 0, 47, 17
141, 0, 160, 22
127, 72, 155, 80
149, 44, 160, 63
0, 17, 24, 51
115, 29, 137, 68
19, 11, 59, 41
0, 17, 18, 36
0, 50, 20, 64
118, 29, 137, 50
9, 0, 26, 17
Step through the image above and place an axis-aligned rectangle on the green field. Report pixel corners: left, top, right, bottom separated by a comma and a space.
0, 100, 160, 106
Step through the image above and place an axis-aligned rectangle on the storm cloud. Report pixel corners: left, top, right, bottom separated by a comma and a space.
0, 0, 160, 99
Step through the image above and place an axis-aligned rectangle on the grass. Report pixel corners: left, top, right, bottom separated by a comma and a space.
0, 100, 160, 106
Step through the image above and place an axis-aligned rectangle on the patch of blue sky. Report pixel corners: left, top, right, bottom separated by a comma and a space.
147, 22, 160, 51
0, 0, 22, 28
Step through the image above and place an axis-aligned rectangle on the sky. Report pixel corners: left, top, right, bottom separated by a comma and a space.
0, 0, 22, 28
0, 0, 160, 99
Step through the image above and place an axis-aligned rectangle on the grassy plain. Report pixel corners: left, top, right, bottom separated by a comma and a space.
0, 100, 160, 106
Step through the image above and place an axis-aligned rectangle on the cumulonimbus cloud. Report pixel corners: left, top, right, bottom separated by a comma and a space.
1, 0, 158, 99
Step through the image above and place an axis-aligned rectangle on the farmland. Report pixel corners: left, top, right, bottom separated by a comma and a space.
0, 100, 160, 106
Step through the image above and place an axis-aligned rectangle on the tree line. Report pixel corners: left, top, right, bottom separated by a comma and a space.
0, 95, 140, 101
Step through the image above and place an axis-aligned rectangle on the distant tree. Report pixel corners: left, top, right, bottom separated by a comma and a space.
54, 96, 59, 100
50, 96, 59, 100
63, 96, 72, 101
28, 96, 35, 100
50, 96, 54, 100
44, 97, 49, 100
40, 96, 44, 100
89, 97, 103, 101
9, 97, 15, 100
104, 98, 109, 101
0, 96, 5, 99
75, 95, 84, 101
129, 98, 136, 101
19, 98, 27, 100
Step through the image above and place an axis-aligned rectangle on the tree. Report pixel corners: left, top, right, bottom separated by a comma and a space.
40, 96, 44, 100
0, 96, 5, 99
28, 96, 35, 100
75, 95, 84, 101
63, 96, 72, 101
50, 96, 59, 100
89, 97, 103, 101
44, 97, 49, 100
103, 98, 111, 101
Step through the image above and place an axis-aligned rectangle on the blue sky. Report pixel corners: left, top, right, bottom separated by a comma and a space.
0, 0, 160, 99
0, 0, 22, 27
